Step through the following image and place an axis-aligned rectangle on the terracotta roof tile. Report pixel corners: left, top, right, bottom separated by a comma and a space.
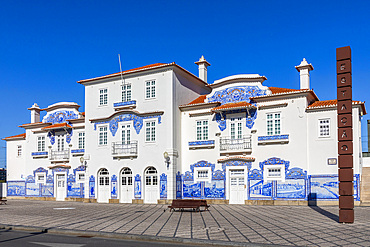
212, 102, 254, 111
188, 95, 207, 105
3, 133, 26, 140
41, 123, 72, 130
268, 87, 304, 94
307, 99, 366, 114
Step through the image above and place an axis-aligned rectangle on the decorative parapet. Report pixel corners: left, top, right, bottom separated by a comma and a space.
31, 152, 48, 157
113, 100, 136, 108
258, 134, 289, 144
188, 140, 215, 149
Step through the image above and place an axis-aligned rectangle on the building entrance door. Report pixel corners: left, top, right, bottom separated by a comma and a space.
229, 169, 245, 204
144, 167, 158, 204
98, 168, 110, 203
120, 168, 133, 203
56, 174, 66, 201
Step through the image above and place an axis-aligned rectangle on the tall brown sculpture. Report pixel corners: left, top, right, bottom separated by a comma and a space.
337, 46, 354, 223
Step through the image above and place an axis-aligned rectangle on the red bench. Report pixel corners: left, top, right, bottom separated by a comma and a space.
168, 199, 210, 212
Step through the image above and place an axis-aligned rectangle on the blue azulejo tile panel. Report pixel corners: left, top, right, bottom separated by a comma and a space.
134, 175, 141, 199
160, 173, 167, 199
41, 184, 54, 197
276, 179, 306, 199
111, 175, 118, 199
7, 181, 26, 196
183, 181, 201, 198
26, 183, 40, 196
309, 176, 339, 199
68, 183, 83, 197
71, 149, 84, 154
89, 175, 95, 198
113, 100, 136, 107
249, 180, 272, 198
204, 181, 225, 198
176, 172, 182, 199
258, 135, 289, 141
188, 140, 215, 146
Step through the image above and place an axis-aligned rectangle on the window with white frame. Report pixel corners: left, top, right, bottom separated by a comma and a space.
319, 119, 330, 137
78, 132, 85, 149
145, 80, 156, 99
195, 167, 211, 182
230, 117, 243, 139
145, 121, 156, 142
267, 113, 281, 135
264, 165, 285, 181
99, 88, 108, 106
37, 136, 45, 152
122, 125, 131, 144
17, 145, 22, 157
196, 120, 208, 141
98, 126, 108, 145
76, 172, 85, 183
121, 84, 132, 102
36, 173, 46, 184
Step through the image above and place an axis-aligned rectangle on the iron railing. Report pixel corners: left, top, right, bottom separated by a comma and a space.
49, 148, 70, 161
112, 141, 138, 156
220, 136, 252, 151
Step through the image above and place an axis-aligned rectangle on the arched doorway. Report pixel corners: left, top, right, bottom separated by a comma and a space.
144, 167, 158, 204
120, 167, 133, 203
97, 168, 110, 203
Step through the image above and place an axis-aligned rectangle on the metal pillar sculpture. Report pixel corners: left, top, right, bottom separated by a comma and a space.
337, 46, 354, 223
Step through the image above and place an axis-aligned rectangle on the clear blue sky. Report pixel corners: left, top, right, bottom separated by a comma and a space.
0, 1, 369, 168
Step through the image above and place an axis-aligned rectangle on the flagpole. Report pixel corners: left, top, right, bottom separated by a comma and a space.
118, 54, 126, 102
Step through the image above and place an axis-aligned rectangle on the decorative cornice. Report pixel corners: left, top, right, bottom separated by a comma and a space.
90, 109, 164, 122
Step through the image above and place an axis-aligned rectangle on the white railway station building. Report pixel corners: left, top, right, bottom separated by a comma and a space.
3, 56, 367, 204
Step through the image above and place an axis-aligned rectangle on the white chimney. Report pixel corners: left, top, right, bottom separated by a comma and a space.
295, 58, 314, 90
28, 103, 41, 123
195, 55, 211, 83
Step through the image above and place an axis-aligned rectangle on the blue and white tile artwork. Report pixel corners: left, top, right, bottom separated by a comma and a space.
183, 181, 201, 198
204, 181, 225, 198
309, 176, 339, 199
41, 184, 54, 197
160, 173, 167, 199
249, 180, 272, 198
26, 183, 40, 196
68, 183, 83, 197
7, 181, 26, 196
276, 179, 306, 199
43, 110, 79, 124
207, 86, 267, 105
111, 175, 118, 198
134, 174, 141, 199
89, 175, 95, 198
176, 172, 182, 199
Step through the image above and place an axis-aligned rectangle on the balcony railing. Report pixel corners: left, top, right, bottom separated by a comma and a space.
220, 136, 252, 152
49, 149, 70, 161
112, 141, 138, 157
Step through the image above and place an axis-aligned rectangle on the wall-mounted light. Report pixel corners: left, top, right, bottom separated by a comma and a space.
163, 151, 170, 169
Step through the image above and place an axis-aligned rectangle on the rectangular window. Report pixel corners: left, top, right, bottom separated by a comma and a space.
78, 132, 85, 149
197, 170, 208, 178
264, 165, 285, 182
99, 126, 108, 145
145, 80, 156, 99
36, 173, 46, 184
196, 120, 208, 141
17, 145, 22, 157
267, 113, 281, 135
319, 119, 330, 137
121, 84, 132, 102
37, 136, 45, 152
145, 121, 156, 142
230, 118, 243, 139
268, 168, 281, 177
78, 173, 85, 181
99, 88, 108, 106
122, 125, 131, 144
57, 137, 65, 151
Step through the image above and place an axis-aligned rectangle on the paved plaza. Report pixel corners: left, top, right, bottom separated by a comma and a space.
0, 199, 369, 246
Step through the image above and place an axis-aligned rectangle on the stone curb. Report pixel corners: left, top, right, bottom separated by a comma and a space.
0, 224, 287, 247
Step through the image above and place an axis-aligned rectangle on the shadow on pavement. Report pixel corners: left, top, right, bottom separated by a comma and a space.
308, 193, 339, 222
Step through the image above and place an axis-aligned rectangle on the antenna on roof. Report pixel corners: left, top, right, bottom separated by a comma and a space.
118, 54, 126, 102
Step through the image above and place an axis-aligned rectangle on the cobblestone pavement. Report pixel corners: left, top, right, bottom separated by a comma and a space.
1, 200, 369, 246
